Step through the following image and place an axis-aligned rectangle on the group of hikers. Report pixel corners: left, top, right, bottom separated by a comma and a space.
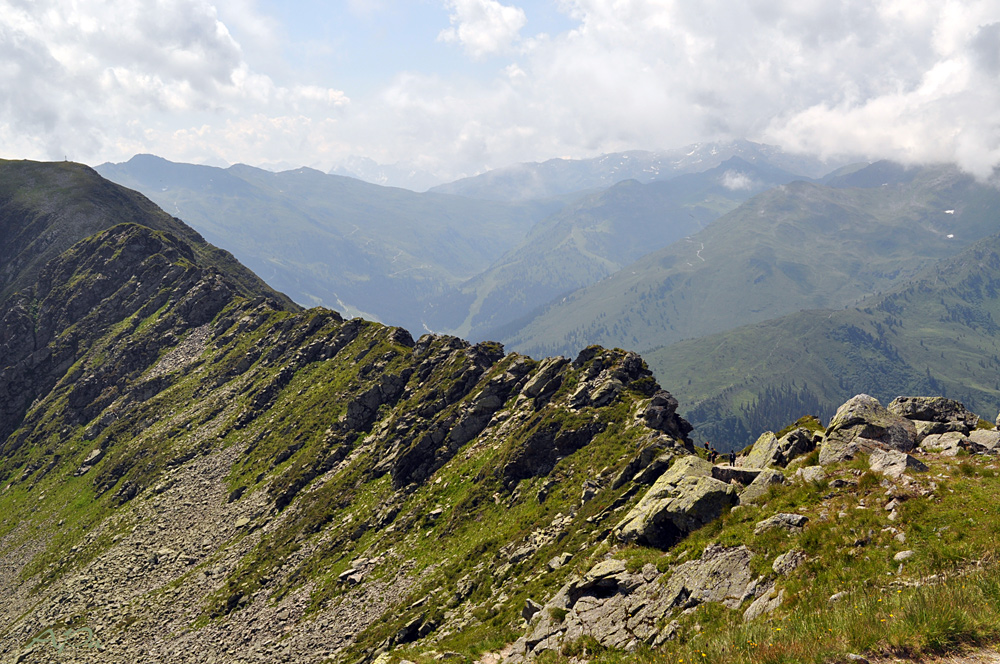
703, 440, 735, 465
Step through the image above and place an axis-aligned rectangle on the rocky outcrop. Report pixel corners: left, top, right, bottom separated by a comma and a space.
613, 456, 738, 549
819, 394, 917, 465
740, 427, 816, 468
887, 396, 981, 440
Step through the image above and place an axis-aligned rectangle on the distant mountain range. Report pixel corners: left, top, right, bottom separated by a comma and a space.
436, 155, 811, 340
428, 139, 840, 201
501, 162, 1000, 359
649, 227, 1000, 450
96, 155, 558, 331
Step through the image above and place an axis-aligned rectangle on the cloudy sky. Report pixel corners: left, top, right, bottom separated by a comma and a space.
1, 0, 998, 183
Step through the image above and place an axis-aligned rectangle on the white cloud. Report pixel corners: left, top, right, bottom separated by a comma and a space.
722, 171, 754, 191
438, 0, 527, 59
0, 0, 346, 164
1, 0, 999, 184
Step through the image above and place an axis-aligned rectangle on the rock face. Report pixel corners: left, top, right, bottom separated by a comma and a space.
820, 394, 917, 465
519, 545, 759, 656
613, 456, 738, 549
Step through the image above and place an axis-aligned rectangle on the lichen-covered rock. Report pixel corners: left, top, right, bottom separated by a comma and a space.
754, 513, 808, 534
772, 549, 806, 576
739, 469, 786, 504
794, 465, 826, 483
820, 394, 917, 465
743, 587, 784, 621
887, 396, 980, 439
741, 432, 779, 468
613, 456, 737, 549
520, 545, 758, 658
741, 427, 816, 468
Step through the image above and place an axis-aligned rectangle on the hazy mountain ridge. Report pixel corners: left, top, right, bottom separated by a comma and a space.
434, 156, 810, 340
96, 155, 559, 331
428, 139, 839, 201
502, 162, 1000, 358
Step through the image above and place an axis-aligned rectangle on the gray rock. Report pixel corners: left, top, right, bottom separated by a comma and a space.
661, 544, 758, 610
741, 432, 779, 469
795, 466, 826, 483
711, 465, 763, 485
739, 469, 786, 504
772, 549, 806, 576
893, 550, 915, 561
522, 599, 543, 622
754, 513, 808, 535
742, 428, 816, 468
743, 587, 784, 621
967, 429, 1000, 454
820, 394, 917, 464
829, 591, 849, 604
869, 449, 928, 479
919, 431, 967, 455
614, 456, 738, 549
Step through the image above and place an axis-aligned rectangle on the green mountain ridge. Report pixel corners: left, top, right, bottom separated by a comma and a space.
503, 163, 1000, 359
0, 159, 292, 309
649, 228, 1000, 451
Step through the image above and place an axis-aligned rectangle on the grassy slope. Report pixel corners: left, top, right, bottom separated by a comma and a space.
547, 451, 1000, 664
504, 165, 1000, 360
648, 233, 1000, 450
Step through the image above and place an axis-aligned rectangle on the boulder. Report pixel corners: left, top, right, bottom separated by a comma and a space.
820, 394, 917, 465
614, 456, 738, 549
522, 545, 757, 656
919, 431, 967, 456
887, 396, 980, 439
869, 449, 928, 479
660, 544, 757, 610
743, 588, 784, 621
772, 549, 806, 576
741, 432, 779, 468
738, 469, 786, 504
754, 513, 808, 535
794, 466, 826, 483
967, 430, 1000, 455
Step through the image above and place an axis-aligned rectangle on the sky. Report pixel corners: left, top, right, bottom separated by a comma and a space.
0, 0, 999, 184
